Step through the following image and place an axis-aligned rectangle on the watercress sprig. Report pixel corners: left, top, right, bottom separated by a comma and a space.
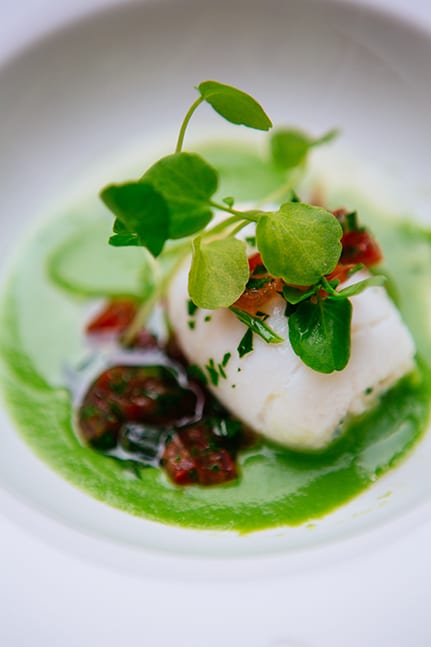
100, 80, 384, 375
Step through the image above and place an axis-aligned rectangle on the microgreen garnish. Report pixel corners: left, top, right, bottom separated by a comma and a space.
256, 202, 342, 285
320, 274, 386, 299
197, 80, 272, 131
270, 128, 339, 170
100, 79, 385, 375
282, 284, 318, 305
101, 182, 169, 256
188, 236, 249, 309
288, 297, 352, 373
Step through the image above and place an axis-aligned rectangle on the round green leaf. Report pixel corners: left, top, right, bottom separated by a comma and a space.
188, 236, 249, 309
143, 152, 218, 239
270, 128, 339, 170
101, 181, 169, 257
197, 80, 272, 131
256, 202, 342, 285
288, 298, 352, 373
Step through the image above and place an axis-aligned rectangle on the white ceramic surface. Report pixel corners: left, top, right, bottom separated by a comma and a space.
1, 1, 431, 645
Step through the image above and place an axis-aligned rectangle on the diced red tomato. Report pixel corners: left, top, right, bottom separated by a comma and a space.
162, 426, 237, 486
326, 262, 361, 285
247, 252, 264, 273
86, 299, 138, 335
233, 277, 284, 315
79, 366, 198, 448
340, 230, 382, 267
234, 253, 284, 315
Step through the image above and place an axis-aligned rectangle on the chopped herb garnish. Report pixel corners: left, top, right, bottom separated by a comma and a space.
230, 306, 284, 344
187, 320, 196, 330
218, 364, 227, 379
237, 327, 253, 358
221, 352, 231, 367
205, 358, 220, 386
187, 299, 198, 316
204, 315, 212, 322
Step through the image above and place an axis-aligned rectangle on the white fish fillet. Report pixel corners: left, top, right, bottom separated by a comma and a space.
167, 266, 415, 450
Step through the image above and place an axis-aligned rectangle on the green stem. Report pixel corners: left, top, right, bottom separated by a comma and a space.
209, 201, 260, 222
229, 220, 251, 237
203, 213, 243, 238
122, 291, 159, 346
175, 96, 205, 153
122, 243, 191, 345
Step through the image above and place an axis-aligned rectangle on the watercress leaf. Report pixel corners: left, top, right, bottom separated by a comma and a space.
197, 80, 272, 131
109, 232, 140, 247
282, 284, 318, 305
143, 152, 218, 239
188, 236, 249, 309
230, 306, 284, 344
270, 129, 312, 170
336, 275, 386, 298
270, 128, 339, 170
101, 181, 169, 257
288, 297, 352, 373
199, 143, 287, 202
256, 202, 342, 285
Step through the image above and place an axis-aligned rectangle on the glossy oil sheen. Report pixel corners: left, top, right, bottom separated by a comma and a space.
0, 146, 430, 532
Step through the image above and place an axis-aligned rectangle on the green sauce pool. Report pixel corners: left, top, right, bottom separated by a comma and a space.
0, 146, 430, 533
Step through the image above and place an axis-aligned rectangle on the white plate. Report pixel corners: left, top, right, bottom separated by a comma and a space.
1, 1, 431, 645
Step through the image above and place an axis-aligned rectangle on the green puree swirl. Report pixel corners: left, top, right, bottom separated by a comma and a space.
1, 147, 431, 532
